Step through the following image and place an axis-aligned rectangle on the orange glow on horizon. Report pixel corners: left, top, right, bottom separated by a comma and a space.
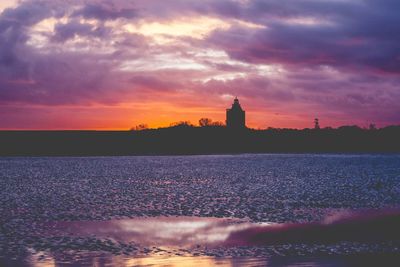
0, 88, 364, 131
0, 100, 348, 131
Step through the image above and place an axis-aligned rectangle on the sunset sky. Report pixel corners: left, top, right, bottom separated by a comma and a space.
1, 0, 399, 130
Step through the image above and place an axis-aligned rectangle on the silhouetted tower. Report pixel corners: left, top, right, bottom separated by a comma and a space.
314, 118, 320, 130
226, 97, 246, 128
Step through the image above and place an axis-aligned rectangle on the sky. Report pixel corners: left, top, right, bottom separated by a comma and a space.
0, 0, 400, 130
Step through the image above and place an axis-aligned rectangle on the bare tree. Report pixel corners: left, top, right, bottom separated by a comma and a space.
199, 118, 212, 127
131, 124, 148, 131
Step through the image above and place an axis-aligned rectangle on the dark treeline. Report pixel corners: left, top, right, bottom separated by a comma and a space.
1, 124, 400, 156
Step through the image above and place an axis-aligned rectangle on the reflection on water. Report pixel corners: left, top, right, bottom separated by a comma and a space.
1, 214, 400, 266
45, 210, 400, 247
71, 255, 269, 267
46, 216, 270, 247
6, 252, 400, 267
0, 254, 300, 267
226, 209, 400, 246
27, 254, 249, 267
19, 217, 273, 266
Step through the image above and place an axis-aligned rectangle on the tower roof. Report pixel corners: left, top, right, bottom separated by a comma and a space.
231, 97, 243, 111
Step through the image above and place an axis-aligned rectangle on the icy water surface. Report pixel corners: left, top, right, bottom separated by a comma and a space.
1, 154, 400, 266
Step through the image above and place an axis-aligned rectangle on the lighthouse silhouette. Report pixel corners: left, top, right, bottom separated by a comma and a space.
226, 97, 246, 129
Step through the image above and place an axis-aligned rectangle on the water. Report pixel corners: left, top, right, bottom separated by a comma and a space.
1, 154, 400, 266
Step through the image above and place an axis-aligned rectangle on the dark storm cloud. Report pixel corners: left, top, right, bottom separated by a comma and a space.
52, 21, 109, 42
0, 1, 56, 26
0, 1, 139, 105
0, 51, 115, 105
242, 0, 360, 20
121, 0, 400, 74
206, 0, 400, 74
0, 1, 53, 85
72, 3, 137, 20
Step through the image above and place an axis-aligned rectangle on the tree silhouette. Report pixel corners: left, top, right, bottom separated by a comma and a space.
170, 121, 193, 127
199, 118, 213, 127
131, 124, 148, 131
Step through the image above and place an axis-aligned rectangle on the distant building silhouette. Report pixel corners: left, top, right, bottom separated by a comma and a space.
314, 118, 320, 130
226, 97, 246, 128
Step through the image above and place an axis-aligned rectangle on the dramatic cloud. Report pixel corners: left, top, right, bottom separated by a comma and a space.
207, 0, 400, 73
0, 0, 399, 129
72, 4, 137, 21
51, 21, 109, 42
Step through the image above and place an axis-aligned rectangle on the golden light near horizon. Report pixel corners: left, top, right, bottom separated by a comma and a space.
30, 254, 238, 267
123, 255, 248, 267
124, 16, 231, 43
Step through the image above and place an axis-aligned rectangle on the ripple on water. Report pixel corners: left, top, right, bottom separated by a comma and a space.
1, 154, 400, 266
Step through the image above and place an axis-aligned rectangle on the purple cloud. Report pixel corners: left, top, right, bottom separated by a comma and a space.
52, 21, 109, 42
72, 3, 136, 20
206, 0, 400, 74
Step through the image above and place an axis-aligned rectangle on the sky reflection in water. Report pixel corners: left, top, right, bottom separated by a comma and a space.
46, 216, 268, 247
3, 212, 400, 267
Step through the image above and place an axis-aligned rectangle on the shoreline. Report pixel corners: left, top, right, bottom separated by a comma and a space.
1, 152, 400, 158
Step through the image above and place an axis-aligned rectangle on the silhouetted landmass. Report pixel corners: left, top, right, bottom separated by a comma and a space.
0, 125, 400, 156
